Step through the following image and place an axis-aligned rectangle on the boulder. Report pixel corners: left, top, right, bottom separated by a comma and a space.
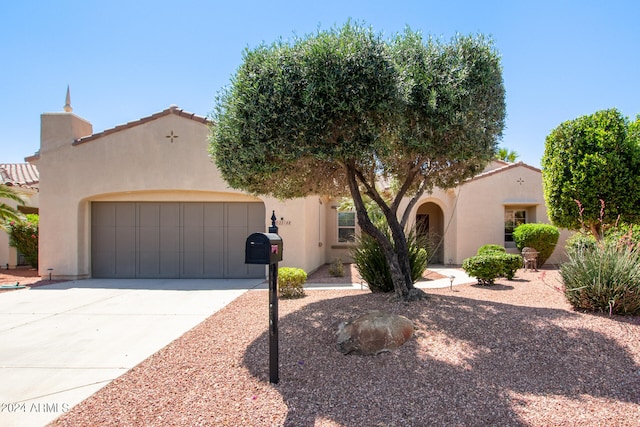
336, 311, 414, 355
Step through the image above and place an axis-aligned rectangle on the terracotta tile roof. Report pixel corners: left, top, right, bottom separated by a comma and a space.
73, 105, 211, 146
467, 161, 541, 182
0, 163, 39, 190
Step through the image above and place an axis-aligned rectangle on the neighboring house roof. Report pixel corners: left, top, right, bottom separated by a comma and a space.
0, 163, 39, 190
73, 105, 211, 146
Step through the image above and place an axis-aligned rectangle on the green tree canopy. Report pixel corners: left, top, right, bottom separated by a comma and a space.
542, 109, 640, 238
210, 22, 506, 300
496, 147, 518, 162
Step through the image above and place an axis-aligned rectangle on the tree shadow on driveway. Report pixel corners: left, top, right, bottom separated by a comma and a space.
243, 291, 640, 426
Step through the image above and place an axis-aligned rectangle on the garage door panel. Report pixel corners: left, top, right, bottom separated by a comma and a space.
160, 203, 180, 226
204, 255, 223, 276
184, 226, 204, 249
248, 203, 265, 228
115, 227, 135, 250
94, 226, 116, 253
115, 250, 135, 277
160, 227, 180, 252
160, 251, 180, 276
225, 245, 247, 278
93, 203, 116, 227
227, 203, 248, 227
204, 204, 224, 227
116, 203, 135, 226
182, 255, 203, 277
183, 203, 204, 224
138, 204, 160, 226
92, 254, 115, 277
138, 251, 159, 276
139, 227, 159, 251
92, 202, 265, 279
203, 226, 223, 251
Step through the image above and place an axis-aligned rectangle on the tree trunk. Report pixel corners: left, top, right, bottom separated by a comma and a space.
345, 166, 426, 301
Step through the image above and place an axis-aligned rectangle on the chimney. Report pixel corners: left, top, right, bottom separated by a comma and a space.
39, 86, 93, 155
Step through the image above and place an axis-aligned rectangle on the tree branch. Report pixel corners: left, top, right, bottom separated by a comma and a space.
400, 178, 430, 228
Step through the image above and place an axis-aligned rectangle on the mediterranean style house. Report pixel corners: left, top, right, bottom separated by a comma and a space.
20, 98, 568, 280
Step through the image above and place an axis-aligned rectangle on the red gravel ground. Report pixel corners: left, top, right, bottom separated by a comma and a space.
48, 267, 640, 427
0, 266, 65, 290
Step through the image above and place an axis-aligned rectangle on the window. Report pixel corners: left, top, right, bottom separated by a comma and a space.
505, 209, 527, 243
337, 211, 356, 243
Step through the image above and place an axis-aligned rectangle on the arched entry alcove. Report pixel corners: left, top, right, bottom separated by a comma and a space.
415, 202, 445, 264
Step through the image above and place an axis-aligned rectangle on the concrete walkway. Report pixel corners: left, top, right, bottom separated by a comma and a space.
293, 266, 474, 290
0, 278, 263, 427
0, 267, 473, 427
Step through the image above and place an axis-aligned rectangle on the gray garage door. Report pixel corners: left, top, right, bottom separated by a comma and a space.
91, 202, 265, 279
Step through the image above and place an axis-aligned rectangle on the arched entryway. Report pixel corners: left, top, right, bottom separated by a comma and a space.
415, 202, 445, 264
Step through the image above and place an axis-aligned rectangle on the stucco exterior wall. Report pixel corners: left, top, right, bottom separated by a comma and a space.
257, 197, 327, 274
32, 106, 570, 279
409, 162, 570, 265
34, 108, 328, 279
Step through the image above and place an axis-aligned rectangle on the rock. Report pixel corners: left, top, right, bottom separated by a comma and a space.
336, 311, 414, 355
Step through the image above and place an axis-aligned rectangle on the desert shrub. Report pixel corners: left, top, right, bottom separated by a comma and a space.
500, 253, 523, 279
278, 267, 307, 299
565, 231, 597, 256
604, 223, 640, 247
477, 244, 506, 255
462, 252, 522, 285
352, 230, 428, 293
7, 214, 39, 268
328, 257, 345, 277
512, 223, 559, 267
462, 255, 503, 285
562, 242, 640, 315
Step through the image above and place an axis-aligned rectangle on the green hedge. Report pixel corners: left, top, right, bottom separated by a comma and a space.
278, 267, 307, 299
462, 250, 522, 285
477, 244, 506, 255
512, 223, 559, 267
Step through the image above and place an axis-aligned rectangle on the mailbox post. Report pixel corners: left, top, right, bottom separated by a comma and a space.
245, 211, 283, 384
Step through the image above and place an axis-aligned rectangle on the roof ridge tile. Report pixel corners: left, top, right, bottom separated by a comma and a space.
73, 105, 210, 146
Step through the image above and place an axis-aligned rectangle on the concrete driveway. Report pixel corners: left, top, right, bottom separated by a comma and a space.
0, 278, 263, 427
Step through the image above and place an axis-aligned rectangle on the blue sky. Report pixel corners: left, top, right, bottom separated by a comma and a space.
1, 0, 638, 167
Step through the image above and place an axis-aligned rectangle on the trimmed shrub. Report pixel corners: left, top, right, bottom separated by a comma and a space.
352, 230, 428, 293
477, 244, 506, 255
512, 223, 559, 267
462, 252, 522, 285
500, 253, 523, 279
462, 255, 503, 285
328, 257, 345, 277
562, 242, 640, 315
278, 267, 307, 299
7, 214, 39, 268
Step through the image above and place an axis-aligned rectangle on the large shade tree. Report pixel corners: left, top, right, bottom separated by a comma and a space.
542, 109, 640, 238
210, 23, 506, 301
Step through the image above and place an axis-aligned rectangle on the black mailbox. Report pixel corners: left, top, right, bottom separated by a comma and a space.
245, 232, 283, 265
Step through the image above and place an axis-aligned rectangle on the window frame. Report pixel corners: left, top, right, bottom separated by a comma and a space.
504, 208, 527, 245
337, 210, 356, 243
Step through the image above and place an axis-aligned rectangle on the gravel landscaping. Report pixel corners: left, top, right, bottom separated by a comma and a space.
49, 267, 640, 426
